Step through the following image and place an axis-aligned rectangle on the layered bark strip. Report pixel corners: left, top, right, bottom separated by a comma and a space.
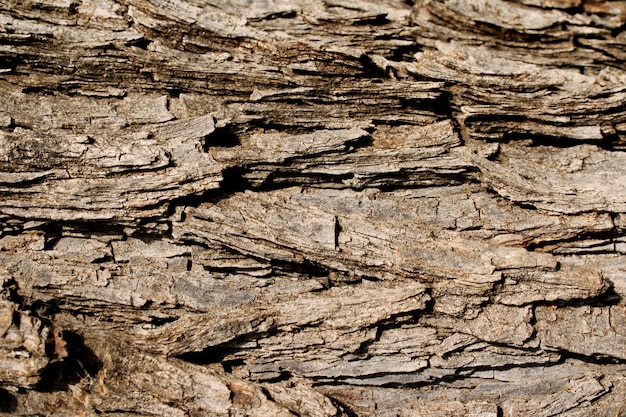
1, 0, 626, 415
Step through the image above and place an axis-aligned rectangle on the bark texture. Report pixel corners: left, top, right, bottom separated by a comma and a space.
1, 0, 626, 415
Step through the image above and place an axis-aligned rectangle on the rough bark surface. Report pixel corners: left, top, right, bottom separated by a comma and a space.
1, 0, 626, 415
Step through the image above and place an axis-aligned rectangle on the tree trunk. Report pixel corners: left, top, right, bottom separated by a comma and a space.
1, 0, 626, 415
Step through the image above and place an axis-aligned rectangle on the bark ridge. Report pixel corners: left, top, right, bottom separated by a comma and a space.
0, 0, 626, 415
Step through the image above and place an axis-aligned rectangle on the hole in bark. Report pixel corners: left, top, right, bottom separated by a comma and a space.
611, 22, 626, 37
36, 332, 102, 392
166, 87, 183, 98
419, 94, 454, 117
41, 225, 63, 251
359, 55, 387, 78
390, 43, 422, 62
204, 125, 240, 150
29, 299, 60, 318
0, 56, 21, 74
219, 167, 250, 193
129, 37, 152, 50
1, 278, 23, 306
0, 389, 17, 412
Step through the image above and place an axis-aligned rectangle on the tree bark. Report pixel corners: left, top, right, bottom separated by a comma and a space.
1, 0, 626, 415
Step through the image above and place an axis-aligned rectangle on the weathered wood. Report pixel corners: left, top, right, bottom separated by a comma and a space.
1, 0, 626, 415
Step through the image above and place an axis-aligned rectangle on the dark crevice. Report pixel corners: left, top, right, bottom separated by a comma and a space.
352, 14, 390, 26
610, 22, 626, 37
0, 56, 20, 74
41, 223, 63, 251
334, 216, 341, 249
373, 171, 477, 191
272, 258, 330, 278
550, 247, 618, 256
36, 331, 102, 392
559, 349, 626, 366
247, 10, 298, 23
29, 299, 61, 318
0, 389, 17, 413
217, 166, 252, 194
148, 315, 179, 327
133, 219, 173, 239
165, 87, 184, 98
559, 4, 586, 16
513, 201, 538, 211
204, 125, 241, 150
1, 277, 23, 307
527, 131, 618, 150
201, 262, 271, 277
530, 285, 622, 309
223, 359, 246, 374
525, 227, 622, 252
359, 54, 388, 78
403, 95, 453, 118
176, 328, 278, 367
161, 168, 250, 218
91, 254, 114, 264
259, 386, 277, 405
467, 116, 619, 149
128, 37, 152, 50
454, 337, 552, 356
93, 409, 143, 415
20, 85, 57, 95
390, 42, 422, 62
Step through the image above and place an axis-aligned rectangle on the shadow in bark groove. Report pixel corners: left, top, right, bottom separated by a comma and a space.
530, 285, 622, 309
0, 388, 17, 413
36, 331, 102, 392
176, 328, 278, 371
204, 124, 241, 150
559, 350, 626, 366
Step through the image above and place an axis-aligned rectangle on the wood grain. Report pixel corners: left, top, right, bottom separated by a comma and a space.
0, 0, 625, 415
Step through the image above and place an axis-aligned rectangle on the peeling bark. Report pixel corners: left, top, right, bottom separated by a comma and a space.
1, 0, 626, 415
